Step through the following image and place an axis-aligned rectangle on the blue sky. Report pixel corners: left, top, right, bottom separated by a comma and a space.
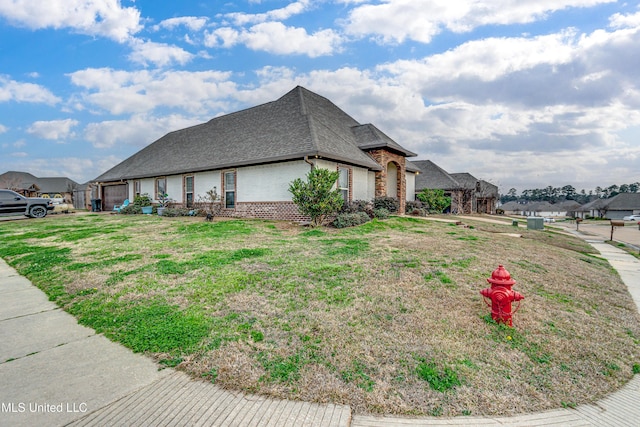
1, 0, 639, 193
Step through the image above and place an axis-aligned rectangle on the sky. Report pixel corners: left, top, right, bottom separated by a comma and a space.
1, 0, 639, 194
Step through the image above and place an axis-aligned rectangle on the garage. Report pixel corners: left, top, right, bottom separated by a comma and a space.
102, 184, 128, 211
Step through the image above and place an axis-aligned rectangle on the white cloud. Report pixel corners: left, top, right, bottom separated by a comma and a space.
128, 39, 194, 67
68, 68, 237, 115
222, 0, 312, 26
344, 0, 616, 44
609, 11, 640, 29
84, 114, 202, 149
154, 16, 208, 32
0, 124, 6, 134
205, 22, 342, 57
0, 76, 60, 104
27, 119, 79, 140
0, 0, 142, 42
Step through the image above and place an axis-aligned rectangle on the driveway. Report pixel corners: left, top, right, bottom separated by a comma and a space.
554, 220, 640, 248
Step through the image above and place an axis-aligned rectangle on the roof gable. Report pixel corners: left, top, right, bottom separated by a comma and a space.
411, 160, 461, 190
95, 86, 415, 181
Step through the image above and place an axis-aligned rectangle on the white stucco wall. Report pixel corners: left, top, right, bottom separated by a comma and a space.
193, 171, 221, 201
352, 167, 371, 201
367, 171, 375, 199
136, 179, 155, 199
127, 159, 385, 205
166, 176, 183, 203
406, 172, 415, 201
238, 161, 311, 202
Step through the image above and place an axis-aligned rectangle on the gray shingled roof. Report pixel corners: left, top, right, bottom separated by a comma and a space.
411, 160, 461, 190
0, 171, 78, 193
95, 86, 416, 182
603, 193, 640, 210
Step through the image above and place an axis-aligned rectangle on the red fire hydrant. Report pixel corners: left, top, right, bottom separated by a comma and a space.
480, 265, 524, 326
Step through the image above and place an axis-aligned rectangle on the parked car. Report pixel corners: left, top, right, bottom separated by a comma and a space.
622, 214, 640, 221
543, 217, 555, 223
0, 189, 54, 218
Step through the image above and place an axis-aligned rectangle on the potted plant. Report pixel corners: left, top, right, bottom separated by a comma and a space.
134, 193, 153, 214
157, 193, 172, 216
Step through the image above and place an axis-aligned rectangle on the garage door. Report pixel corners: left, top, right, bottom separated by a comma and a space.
102, 184, 128, 211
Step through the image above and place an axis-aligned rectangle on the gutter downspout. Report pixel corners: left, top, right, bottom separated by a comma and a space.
304, 156, 315, 170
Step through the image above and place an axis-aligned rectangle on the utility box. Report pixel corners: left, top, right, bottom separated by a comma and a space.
527, 217, 544, 230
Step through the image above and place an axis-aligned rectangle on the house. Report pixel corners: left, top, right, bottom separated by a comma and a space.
93, 86, 418, 219
411, 160, 498, 214
600, 193, 640, 219
574, 194, 640, 219
0, 171, 81, 207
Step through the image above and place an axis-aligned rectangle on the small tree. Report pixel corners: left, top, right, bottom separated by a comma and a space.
195, 188, 221, 217
416, 189, 451, 213
289, 168, 343, 227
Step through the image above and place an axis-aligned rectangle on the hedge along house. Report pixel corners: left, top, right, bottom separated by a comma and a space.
93, 86, 417, 219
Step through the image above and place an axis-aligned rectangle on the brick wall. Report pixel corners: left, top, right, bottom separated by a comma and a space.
368, 149, 407, 214
218, 201, 310, 222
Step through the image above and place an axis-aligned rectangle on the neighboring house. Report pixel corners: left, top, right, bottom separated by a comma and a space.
574, 194, 640, 219
0, 171, 80, 206
93, 86, 418, 218
521, 201, 564, 217
577, 198, 608, 218
600, 193, 640, 219
411, 160, 498, 214
499, 201, 525, 215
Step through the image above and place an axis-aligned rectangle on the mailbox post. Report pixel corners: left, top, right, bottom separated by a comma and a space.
610, 220, 624, 241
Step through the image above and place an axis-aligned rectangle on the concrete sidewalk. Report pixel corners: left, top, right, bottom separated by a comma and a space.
1, 231, 639, 426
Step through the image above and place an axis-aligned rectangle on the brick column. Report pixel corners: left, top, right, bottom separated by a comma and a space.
369, 149, 406, 215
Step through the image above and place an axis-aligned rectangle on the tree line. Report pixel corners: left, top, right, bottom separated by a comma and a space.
500, 182, 640, 205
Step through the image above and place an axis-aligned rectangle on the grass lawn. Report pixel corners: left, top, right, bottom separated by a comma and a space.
1, 214, 639, 417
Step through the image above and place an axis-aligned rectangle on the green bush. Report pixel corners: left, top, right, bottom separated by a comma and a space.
406, 201, 428, 217
333, 212, 370, 228
373, 208, 389, 219
162, 207, 191, 217
133, 193, 152, 207
342, 199, 374, 218
416, 189, 451, 213
373, 196, 399, 213
289, 168, 344, 227
119, 205, 142, 215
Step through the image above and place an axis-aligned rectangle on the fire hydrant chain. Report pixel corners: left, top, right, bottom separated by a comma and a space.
480, 265, 524, 327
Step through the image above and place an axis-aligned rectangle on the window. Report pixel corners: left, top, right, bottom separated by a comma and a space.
184, 176, 194, 208
224, 171, 236, 209
156, 177, 166, 200
338, 167, 349, 201
134, 180, 141, 197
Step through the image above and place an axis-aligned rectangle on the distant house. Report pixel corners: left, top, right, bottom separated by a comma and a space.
0, 171, 83, 207
411, 160, 498, 214
93, 86, 418, 218
600, 193, 640, 219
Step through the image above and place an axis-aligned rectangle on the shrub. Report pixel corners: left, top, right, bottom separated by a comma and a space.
416, 189, 450, 213
289, 168, 344, 227
373, 196, 399, 213
133, 193, 152, 207
332, 212, 370, 228
342, 199, 374, 218
406, 201, 428, 217
162, 207, 191, 217
119, 205, 142, 215
373, 208, 389, 219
